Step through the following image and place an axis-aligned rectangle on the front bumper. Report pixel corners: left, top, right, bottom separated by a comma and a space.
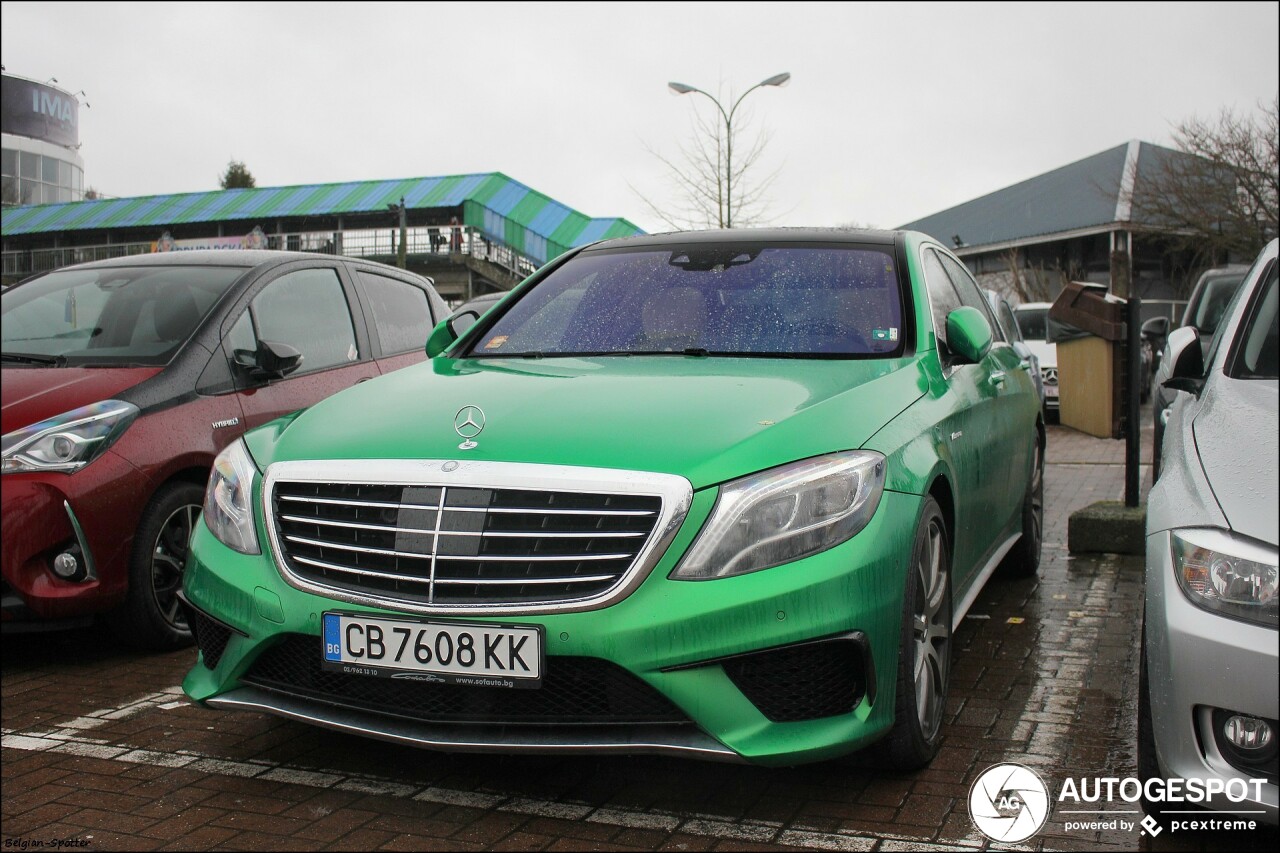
0, 451, 146, 624
1144, 531, 1279, 824
182, 487, 921, 766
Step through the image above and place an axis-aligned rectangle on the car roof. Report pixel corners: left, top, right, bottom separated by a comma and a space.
53, 249, 300, 271
16, 250, 433, 287
586, 227, 901, 252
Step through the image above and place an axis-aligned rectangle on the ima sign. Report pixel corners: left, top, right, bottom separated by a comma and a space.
33, 89, 74, 123
1, 75, 80, 148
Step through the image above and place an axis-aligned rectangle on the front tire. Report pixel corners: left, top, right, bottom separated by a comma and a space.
879, 496, 952, 770
107, 481, 202, 650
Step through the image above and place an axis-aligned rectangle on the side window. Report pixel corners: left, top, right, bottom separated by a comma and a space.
939, 254, 1004, 342
356, 271, 434, 356
249, 268, 359, 374
921, 249, 963, 348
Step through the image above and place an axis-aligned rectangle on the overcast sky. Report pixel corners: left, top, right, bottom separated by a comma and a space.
2, 1, 1277, 234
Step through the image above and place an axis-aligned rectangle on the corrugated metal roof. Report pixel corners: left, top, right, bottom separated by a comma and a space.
897, 141, 1189, 250
1, 172, 644, 264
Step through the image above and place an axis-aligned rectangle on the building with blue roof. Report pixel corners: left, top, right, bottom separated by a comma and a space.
899, 140, 1236, 309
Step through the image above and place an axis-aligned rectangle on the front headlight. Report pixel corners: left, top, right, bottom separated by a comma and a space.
672, 451, 885, 580
204, 439, 260, 555
1, 400, 139, 474
1172, 529, 1278, 628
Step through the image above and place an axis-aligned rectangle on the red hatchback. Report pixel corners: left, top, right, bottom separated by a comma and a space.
1, 250, 446, 649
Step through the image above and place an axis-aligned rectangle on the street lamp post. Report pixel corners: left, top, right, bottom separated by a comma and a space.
667, 72, 790, 228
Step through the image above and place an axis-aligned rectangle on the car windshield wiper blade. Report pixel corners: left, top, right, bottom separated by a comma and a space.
624, 348, 717, 357
1, 352, 67, 366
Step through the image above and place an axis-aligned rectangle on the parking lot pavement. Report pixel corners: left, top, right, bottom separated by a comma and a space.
3, 416, 1276, 852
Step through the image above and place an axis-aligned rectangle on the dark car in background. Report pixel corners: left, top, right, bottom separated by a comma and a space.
1, 251, 446, 649
1151, 264, 1250, 480
1013, 302, 1059, 421
986, 290, 1044, 408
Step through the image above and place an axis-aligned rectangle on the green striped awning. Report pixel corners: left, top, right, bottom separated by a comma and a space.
2, 172, 644, 264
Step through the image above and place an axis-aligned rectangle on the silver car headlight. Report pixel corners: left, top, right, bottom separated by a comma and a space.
204, 439, 260, 555
672, 451, 885, 580
1172, 529, 1278, 628
1, 400, 139, 474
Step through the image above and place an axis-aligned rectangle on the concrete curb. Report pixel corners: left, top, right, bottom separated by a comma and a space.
1067, 500, 1147, 555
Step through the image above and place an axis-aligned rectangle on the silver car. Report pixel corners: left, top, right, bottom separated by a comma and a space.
1141, 238, 1278, 825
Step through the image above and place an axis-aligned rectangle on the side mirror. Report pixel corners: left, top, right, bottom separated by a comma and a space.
1141, 316, 1170, 340
234, 339, 303, 380
945, 306, 993, 365
425, 311, 479, 358
1162, 326, 1204, 395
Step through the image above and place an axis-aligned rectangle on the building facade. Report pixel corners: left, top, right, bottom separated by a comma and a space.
2, 73, 85, 207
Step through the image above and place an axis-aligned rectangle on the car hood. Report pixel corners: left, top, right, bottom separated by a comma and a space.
0, 366, 162, 434
250, 356, 928, 490
1021, 339, 1056, 367
1193, 377, 1279, 547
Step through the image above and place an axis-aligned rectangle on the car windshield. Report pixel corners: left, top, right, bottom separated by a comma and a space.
1, 265, 245, 367
1014, 307, 1048, 341
1189, 273, 1246, 334
464, 244, 905, 358
1230, 263, 1278, 380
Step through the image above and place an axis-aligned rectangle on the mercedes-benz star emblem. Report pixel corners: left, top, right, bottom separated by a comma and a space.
454, 405, 485, 450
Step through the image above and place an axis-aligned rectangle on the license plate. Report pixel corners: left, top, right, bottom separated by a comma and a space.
321, 612, 543, 688
1045, 385, 1059, 398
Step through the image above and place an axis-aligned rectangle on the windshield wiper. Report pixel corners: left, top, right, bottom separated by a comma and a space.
624, 348, 714, 357
1, 352, 67, 366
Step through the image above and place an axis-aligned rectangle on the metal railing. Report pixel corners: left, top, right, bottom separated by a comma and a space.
2, 225, 540, 282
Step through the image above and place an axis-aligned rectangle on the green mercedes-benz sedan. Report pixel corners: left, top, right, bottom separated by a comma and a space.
180, 229, 1044, 768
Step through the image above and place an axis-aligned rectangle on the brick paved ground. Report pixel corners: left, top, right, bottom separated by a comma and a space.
4, 412, 1275, 852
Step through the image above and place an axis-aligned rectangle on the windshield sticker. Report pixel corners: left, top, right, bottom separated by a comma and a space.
484, 335, 509, 350
872, 328, 899, 342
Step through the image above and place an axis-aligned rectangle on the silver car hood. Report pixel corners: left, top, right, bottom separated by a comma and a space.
1193, 376, 1279, 547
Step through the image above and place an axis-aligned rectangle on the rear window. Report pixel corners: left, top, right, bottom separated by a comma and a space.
2, 265, 245, 366
1014, 307, 1048, 342
465, 243, 906, 358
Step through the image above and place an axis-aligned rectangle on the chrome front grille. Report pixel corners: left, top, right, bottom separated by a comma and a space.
264, 460, 692, 614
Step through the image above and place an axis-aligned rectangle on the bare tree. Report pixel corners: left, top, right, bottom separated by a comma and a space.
219, 159, 257, 190
1128, 97, 1278, 278
636, 77, 789, 230
982, 248, 1078, 305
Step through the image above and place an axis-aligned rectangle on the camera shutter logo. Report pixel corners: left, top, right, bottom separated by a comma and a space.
454, 405, 485, 450
969, 763, 1052, 843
